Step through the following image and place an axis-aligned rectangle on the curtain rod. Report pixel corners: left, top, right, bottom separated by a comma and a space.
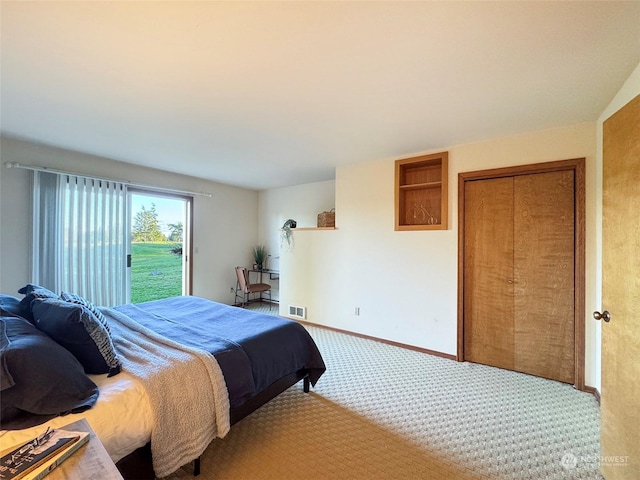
3, 162, 212, 198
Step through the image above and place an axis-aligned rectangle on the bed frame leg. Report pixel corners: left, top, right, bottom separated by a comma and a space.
194, 457, 201, 476
303, 376, 310, 393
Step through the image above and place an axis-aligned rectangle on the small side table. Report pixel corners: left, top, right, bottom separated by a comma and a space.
45, 418, 123, 480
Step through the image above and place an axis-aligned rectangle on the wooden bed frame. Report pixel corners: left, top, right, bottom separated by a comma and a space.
115, 369, 311, 479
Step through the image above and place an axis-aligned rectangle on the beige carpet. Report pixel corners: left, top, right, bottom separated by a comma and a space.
164, 313, 601, 480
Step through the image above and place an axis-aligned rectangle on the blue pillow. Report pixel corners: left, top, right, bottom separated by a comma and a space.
60, 292, 113, 336
1, 294, 25, 318
17, 284, 59, 322
0, 316, 99, 430
32, 298, 121, 377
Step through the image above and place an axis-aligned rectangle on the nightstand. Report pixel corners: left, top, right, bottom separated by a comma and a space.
45, 418, 123, 480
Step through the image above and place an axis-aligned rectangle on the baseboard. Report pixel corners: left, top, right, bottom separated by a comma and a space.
583, 385, 601, 405
293, 319, 456, 361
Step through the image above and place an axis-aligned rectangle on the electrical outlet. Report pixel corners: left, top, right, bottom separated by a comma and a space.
355, 307, 360, 316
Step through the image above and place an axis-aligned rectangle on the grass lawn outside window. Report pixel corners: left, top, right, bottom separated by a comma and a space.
130, 242, 183, 303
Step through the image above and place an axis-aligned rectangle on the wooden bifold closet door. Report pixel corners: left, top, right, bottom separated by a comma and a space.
463, 170, 575, 384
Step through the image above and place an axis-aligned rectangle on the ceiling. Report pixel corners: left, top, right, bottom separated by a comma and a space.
1, 2, 639, 190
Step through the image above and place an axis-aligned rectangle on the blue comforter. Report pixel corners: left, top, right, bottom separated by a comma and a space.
114, 296, 325, 408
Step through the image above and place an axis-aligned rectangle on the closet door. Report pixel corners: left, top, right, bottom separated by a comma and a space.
464, 177, 514, 370
513, 171, 575, 383
463, 170, 575, 383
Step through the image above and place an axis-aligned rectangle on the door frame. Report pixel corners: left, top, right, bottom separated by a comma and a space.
457, 158, 586, 390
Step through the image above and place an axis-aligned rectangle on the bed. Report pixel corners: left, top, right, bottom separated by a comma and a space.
0, 290, 326, 479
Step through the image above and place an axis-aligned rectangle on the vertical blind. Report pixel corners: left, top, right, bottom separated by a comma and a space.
33, 171, 128, 306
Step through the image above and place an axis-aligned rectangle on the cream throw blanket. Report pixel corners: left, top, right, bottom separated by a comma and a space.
101, 307, 230, 478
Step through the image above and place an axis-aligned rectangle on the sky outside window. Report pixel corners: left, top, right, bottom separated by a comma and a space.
131, 193, 185, 237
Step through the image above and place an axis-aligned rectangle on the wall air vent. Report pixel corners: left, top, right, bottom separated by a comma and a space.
288, 305, 306, 320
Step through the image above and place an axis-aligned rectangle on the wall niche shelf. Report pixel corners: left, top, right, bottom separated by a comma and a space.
395, 152, 448, 230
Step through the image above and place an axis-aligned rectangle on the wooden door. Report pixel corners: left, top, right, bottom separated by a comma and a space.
464, 177, 514, 370
601, 93, 640, 479
463, 170, 575, 383
513, 171, 575, 384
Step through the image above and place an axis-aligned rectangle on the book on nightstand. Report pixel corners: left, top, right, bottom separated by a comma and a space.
0, 426, 89, 480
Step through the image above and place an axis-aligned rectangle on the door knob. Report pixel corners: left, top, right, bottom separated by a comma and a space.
593, 310, 611, 323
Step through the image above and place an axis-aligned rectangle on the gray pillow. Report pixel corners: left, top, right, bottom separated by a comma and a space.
0, 316, 99, 429
32, 298, 121, 377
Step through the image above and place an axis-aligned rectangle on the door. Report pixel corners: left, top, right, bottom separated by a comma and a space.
129, 190, 192, 303
513, 171, 575, 383
600, 93, 640, 478
464, 177, 514, 370
463, 169, 575, 383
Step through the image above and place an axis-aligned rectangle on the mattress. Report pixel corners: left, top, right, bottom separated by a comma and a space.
0, 370, 153, 463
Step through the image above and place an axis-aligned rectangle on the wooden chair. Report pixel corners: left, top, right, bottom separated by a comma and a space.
235, 266, 272, 309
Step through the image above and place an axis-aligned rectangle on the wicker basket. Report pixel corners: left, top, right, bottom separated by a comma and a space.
317, 208, 335, 228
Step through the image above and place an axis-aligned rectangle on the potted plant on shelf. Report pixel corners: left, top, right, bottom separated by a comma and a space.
253, 245, 268, 270
280, 219, 297, 249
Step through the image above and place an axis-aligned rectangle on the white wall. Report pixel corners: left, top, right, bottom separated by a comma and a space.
593, 61, 640, 392
258, 180, 335, 249
257, 180, 335, 300
0, 137, 259, 304
276, 122, 600, 387
0, 160, 3, 277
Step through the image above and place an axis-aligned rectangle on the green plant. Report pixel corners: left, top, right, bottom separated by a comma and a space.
280, 219, 297, 248
253, 245, 268, 268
